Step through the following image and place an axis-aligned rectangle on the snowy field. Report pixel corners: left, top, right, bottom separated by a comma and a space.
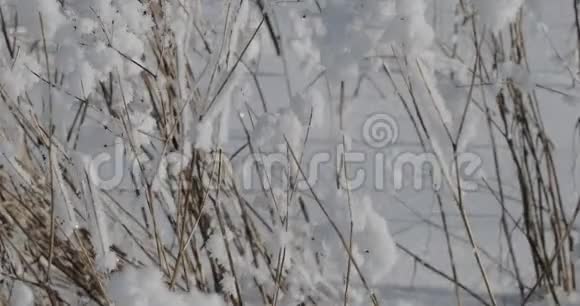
1, 1, 580, 306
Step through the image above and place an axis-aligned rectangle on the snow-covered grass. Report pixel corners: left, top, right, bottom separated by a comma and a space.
0, 0, 579, 306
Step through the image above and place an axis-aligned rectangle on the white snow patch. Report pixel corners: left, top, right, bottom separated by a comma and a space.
108, 267, 225, 306
9, 282, 34, 306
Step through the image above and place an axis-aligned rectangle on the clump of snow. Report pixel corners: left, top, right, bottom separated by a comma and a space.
352, 195, 398, 285
116, 0, 153, 35
498, 61, 536, 93
289, 0, 395, 80
473, 0, 525, 34
393, 0, 435, 56
8, 282, 34, 306
13, 0, 66, 39
250, 112, 279, 147
0, 54, 41, 100
290, 89, 327, 128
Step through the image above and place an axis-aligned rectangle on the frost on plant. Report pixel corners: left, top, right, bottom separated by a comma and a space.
1, 0, 578, 306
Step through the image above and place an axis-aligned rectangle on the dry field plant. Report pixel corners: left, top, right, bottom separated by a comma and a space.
0, 1, 578, 306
